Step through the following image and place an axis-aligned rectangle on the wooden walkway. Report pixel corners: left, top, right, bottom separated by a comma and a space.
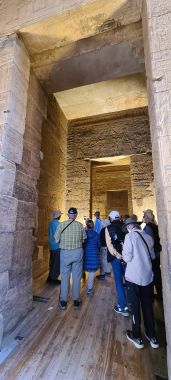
0, 276, 163, 380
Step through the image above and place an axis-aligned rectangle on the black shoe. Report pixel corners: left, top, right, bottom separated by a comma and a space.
145, 334, 159, 349
73, 300, 82, 310
126, 330, 144, 349
105, 272, 111, 277
96, 274, 106, 280
58, 300, 67, 310
52, 279, 61, 285
47, 278, 61, 285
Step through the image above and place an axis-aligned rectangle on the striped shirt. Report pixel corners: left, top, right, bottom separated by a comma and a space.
55, 220, 87, 250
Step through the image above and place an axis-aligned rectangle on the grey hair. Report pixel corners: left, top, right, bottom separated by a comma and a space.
127, 224, 141, 232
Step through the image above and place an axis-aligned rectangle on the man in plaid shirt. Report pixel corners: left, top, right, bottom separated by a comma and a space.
55, 207, 86, 310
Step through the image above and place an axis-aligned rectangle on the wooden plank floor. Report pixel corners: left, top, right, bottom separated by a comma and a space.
0, 275, 160, 380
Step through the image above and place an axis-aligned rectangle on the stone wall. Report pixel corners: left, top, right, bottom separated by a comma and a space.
0, 35, 30, 336
91, 164, 133, 219
13, 71, 47, 310
67, 109, 153, 222
35, 95, 68, 278
130, 153, 156, 219
142, 1, 171, 375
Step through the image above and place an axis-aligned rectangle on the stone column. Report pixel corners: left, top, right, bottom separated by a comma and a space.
0, 35, 30, 338
142, 1, 171, 375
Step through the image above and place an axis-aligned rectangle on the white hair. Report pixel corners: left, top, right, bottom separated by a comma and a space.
127, 224, 140, 232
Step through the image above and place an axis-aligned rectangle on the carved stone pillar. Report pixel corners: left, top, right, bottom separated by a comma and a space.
0, 34, 30, 338
142, 1, 171, 375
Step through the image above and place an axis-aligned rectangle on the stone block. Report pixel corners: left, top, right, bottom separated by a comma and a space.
13, 228, 33, 256
0, 195, 18, 233
1, 124, 23, 164
0, 232, 13, 273
8, 63, 29, 106
1, 286, 32, 334
13, 38, 30, 80
15, 200, 36, 230
23, 127, 42, 153
146, 0, 171, 18
0, 64, 10, 94
4, 91, 28, 135
0, 314, 3, 349
14, 170, 38, 203
9, 266, 32, 289
0, 271, 9, 306
0, 156, 16, 196
25, 97, 44, 133
0, 36, 16, 66
28, 72, 47, 117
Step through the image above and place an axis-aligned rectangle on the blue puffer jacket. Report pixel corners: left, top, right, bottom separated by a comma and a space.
83, 229, 100, 271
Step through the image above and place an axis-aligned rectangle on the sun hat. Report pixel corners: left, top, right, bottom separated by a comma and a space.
124, 216, 142, 226
52, 210, 63, 219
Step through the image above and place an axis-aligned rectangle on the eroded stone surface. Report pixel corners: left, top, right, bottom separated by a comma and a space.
55, 73, 147, 120
92, 163, 133, 219
35, 95, 67, 278
0, 35, 32, 334
67, 109, 153, 222
0, 314, 3, 349
143, 1, 171, 375
0, 156, 16, 196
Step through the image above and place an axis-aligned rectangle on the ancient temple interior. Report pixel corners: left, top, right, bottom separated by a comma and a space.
0, 1, 170, 379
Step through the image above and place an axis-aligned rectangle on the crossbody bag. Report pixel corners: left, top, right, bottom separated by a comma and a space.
134, 231, 152, 262
60, 219, 75, 236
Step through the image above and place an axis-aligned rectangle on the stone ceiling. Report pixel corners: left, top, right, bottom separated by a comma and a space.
16, 0, 144, 93
55, 73, 147, 120
0, 0, 146, 117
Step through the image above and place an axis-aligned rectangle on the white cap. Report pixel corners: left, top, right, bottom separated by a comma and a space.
108, 211, 120, 219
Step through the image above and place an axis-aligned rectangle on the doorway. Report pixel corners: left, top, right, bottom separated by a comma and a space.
107, 190, 129, 216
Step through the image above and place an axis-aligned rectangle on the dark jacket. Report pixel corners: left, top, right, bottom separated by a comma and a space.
83, 230, 100, 271
107, 220, 125, 262
144, 222, 161, 257
100, 227, 107, 247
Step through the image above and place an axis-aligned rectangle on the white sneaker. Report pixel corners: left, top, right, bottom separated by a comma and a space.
87, 288, 93, 295
145, 334, 159, 349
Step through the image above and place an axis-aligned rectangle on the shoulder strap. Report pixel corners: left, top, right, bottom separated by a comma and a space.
61, 220, 74, 235
134, 231, 152, 262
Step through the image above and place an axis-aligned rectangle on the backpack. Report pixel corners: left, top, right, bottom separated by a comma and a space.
107, 222, 124, 262
148, 222, 162, 254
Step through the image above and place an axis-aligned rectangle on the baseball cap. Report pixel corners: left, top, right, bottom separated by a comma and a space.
68, 207, 78, 215
108, 211, 120, 219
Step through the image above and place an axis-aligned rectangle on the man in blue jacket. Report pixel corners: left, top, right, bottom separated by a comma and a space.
94, 211, 102, 234
47, 210, 63, 285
